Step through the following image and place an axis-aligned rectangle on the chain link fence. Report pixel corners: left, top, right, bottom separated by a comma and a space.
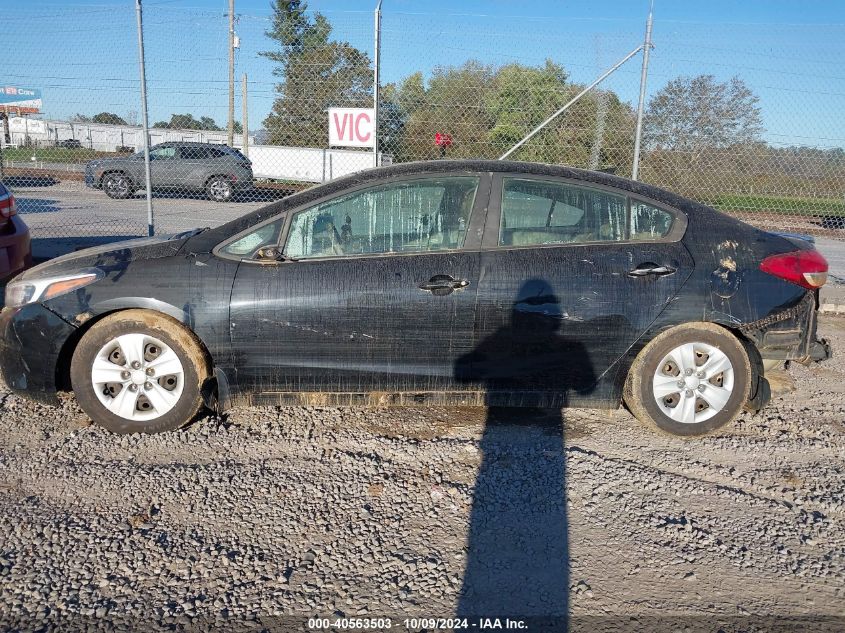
0, 2, 843, 260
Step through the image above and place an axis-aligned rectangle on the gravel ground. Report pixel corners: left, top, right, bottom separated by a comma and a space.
1, 318, 844, 632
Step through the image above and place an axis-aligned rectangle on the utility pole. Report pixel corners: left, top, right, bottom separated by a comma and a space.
631, 0, 654, 181
135, 0, 154, 236
227, 0, 235, 147
372, 0, 382, 168
241, 73, 249, 157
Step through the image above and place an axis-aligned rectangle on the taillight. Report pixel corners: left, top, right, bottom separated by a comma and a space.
760, 249, 828, 289
0, 194, 16, 219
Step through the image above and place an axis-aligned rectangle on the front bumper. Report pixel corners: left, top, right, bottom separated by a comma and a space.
0, 303, 78, 406
84, 168, 98, 188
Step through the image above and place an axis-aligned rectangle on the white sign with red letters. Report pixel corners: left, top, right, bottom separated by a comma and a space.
328, 107, 375, 148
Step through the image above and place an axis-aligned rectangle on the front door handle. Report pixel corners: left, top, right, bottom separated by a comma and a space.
628, 264, 676, 277
418, 274, 470, 296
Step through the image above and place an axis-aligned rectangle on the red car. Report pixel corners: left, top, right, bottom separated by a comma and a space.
0, 180, 32, 281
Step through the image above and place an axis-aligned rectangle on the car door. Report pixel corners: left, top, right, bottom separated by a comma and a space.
225, 173, 490, 399
468, 174, 694, 407
147, 145, 178, 187
176, 145, 209, 191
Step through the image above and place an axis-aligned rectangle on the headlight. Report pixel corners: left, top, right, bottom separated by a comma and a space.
4, 269, 103, 308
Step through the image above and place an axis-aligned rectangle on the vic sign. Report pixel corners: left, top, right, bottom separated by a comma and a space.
329, 108, 375, 148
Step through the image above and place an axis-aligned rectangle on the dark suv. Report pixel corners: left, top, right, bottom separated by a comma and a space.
85, 142, 254, 202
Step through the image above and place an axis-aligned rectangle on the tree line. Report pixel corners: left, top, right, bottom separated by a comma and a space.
69, 112, 242, 134
255, 0, 845, 203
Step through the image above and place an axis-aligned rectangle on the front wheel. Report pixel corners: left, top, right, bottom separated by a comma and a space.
70, 310, 209, 434
206, 176, 233, 202
623, 323, 752, 437
102, 172, 134, 199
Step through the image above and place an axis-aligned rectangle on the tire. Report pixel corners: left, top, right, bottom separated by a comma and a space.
206, 176, 233, 202
623, 322, 752, 437
70, 310, 210, 434
102, 172, 134, 199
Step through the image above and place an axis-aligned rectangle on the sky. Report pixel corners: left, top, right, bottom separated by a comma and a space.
2, 0, 845, 148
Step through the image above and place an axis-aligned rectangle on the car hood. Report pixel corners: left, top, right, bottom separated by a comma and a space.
15, 231, 204, 282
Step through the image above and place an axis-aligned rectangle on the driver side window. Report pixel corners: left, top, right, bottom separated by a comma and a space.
150, 146, 176, 160
284, 177, 479, 259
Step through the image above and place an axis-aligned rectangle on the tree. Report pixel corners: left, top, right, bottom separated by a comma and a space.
383, 59, 635, 171
640, 75, 765, 196
260, 0, 372, 147
92, 112, 127, 125
69, 113, 92, 123
644, 75, 764, 151
153, 113, 223, 131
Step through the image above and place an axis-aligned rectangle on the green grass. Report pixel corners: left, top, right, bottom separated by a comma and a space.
707, 194, 845, 217
0, 147, 117, 163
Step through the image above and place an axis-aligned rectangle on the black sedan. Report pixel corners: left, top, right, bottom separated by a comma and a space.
0, 160, 832, 436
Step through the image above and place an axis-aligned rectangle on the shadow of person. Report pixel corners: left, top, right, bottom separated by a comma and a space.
454, 278, 597, 628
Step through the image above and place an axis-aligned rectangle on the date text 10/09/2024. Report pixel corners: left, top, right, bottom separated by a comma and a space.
308, 617, 530, 630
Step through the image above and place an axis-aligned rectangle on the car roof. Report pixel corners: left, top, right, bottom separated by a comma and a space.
156, 141, 233, 148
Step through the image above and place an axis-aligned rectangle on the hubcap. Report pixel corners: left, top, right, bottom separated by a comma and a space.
106, 175, 129, 196
652, 342, 734, 425
91, 333, 184, 421
210, 179, 231, 200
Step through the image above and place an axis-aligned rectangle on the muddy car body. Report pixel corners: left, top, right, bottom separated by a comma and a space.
0, 160, 831, 435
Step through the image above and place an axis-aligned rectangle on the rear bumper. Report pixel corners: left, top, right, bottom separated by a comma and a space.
0, 216, 32, 281
741, 290, 831, 364
0, 303, 77, 406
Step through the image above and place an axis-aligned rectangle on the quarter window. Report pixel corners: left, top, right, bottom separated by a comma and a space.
630, 200, 674, 240
499, 178, 626, 246
222, 218, 284, 257
284, 177, 479, 259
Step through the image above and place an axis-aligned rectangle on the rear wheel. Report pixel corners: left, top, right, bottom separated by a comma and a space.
624, 323, 751, 437
102, 172, 134, 199
206, 176, 233, 202
70, 310, 209, 434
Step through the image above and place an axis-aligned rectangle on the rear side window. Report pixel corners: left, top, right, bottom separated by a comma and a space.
208, 147, 229, 159
181, 147, 209, 159
499, 178, 626, 246
630, 200, 674, 240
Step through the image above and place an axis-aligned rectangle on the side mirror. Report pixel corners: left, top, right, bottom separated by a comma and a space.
255, 246, 283, 261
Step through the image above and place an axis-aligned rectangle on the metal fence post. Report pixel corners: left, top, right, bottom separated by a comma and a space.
242, 73, 249, 157
372, 0, 382, 168
135, 0, 154, 237
631, 0, 654, 181
228, 0, 235, 148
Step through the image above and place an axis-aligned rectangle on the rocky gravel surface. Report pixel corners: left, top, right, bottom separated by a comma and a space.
0, 318, 844, 632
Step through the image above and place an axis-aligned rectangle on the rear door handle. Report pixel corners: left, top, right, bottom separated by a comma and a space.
628, 264, 676, 277
418, 274, 470, 295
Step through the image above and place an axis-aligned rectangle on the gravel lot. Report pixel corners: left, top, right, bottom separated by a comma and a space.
1, 317, 844, 631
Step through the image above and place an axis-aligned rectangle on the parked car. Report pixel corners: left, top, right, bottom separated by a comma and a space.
84, 141, 254, 202
0, 180, 32, 282
57, 139, 83, 149
0, 160, 832, 436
